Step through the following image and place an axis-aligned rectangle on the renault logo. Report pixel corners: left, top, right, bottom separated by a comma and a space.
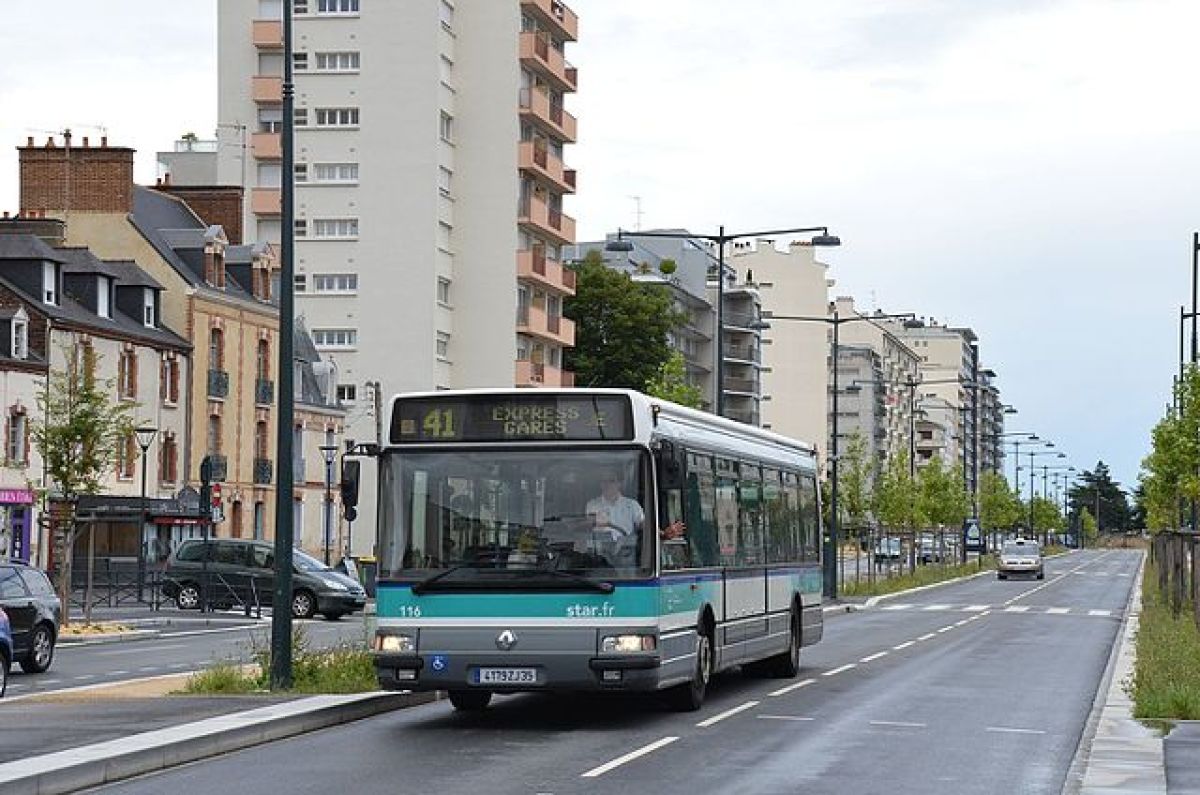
496, 630, 518, 651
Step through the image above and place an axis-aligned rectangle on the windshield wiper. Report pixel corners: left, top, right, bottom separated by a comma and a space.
411, 565, 480, 595
519, 567, 614, 594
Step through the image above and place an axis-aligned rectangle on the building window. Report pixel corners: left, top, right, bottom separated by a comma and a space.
256, 420, 270, 460
312, 274, 358, 294
439, 111, 454, 143
317, 0, 358, 13
436, 331, 450, 360
293, 52, 308, 71
42, 262, 57, 305
118, 349, 138, 400
294, 219, 308, 237
312, 329, 357, 349
97, 277, 111, 319
440, 0, 454, 31
160, 355, 180, 405
256, 338, 271, 381
437, 277, 451, 306
438, 166, 452, 197
294, 273, 307, 292
315, 51, 360, 71
311, 163, 359, 183
437, 222, 452, 251
117, 433, 136, 480
253, 502, 265, 540
209, 328, 225, 371
294, 163, 308, 183
293, 108, 308, 127
6, 412, 27, 465
143, 288, 156, 327
258, 107, 283, 133
314, 107, 359, 127
159, 433, 179, 484
311, 219, 359, 239
336, 384, 357, 403
10, 319, 27, 360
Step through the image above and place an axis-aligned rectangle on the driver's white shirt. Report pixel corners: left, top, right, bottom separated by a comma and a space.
585, 494, 644, 536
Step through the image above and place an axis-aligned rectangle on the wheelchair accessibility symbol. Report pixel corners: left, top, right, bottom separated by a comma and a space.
430, 655, 448, 672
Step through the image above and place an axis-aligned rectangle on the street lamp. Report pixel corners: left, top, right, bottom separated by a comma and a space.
134, 424, 158, 603
606, 225, 841, 417
319, 445, 338, 566
753, 309, 915, 600
1023, 448, 1065, 542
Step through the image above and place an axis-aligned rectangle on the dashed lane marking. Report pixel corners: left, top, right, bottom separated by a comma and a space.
581, 736, 680, 778
893, 641, 915, 650
871, 720, 927, 728
936, 626, 955, 633
918, 633, 937, 641
1005, 606, 1030, 613
1047, 608, 1070, 615
768, 678, 815, 697
882, 604, 913, 611
987, 727, 1046, 735
860, 652, 888, 663
758, 715, 815, 722
922, 604, 951, 611
964, 605, 989, 612
696, 700, 760, 728
823, 663, 857, 677
1088, 609, 1112, 617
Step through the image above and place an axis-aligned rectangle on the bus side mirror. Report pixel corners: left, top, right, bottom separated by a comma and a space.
655, 441, 684, 490
340, 459, 361, 511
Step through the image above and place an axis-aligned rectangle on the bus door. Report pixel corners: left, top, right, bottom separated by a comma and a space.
716, 459, 766, 662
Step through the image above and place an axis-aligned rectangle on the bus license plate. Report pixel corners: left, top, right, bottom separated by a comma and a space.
474, 667, 537, 685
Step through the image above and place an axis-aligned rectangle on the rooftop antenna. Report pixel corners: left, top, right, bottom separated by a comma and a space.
629, 195, 643, 231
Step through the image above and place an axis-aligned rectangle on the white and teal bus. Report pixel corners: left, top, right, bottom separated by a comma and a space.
367, 389, 824, 711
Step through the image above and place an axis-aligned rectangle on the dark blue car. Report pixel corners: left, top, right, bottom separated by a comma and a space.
0, 606, 13, 698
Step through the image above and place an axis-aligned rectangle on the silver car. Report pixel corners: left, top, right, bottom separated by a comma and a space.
997, 539, 1044, 580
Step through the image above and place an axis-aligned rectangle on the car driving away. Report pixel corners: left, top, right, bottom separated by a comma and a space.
0, 562, 62, 675
997, 539, 1044, 580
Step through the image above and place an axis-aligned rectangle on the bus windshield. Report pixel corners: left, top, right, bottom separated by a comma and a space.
378, 449, 653, 584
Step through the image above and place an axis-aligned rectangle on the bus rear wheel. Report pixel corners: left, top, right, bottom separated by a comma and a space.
763, 608, 801, 678
448, 689, 492, 711
666, 630, 711, 712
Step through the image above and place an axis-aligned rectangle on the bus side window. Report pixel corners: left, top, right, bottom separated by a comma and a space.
763, 468, 792, 563
738, 463, 763, 565
660, 487, 688, 570
685, 453, 719, 567
715, 458, 739, 566
798, 473, 819, 560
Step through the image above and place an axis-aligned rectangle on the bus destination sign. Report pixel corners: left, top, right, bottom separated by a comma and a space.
390, 395, 634, 444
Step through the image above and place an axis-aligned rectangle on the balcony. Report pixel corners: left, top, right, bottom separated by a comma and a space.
251, 132, 281, 160
205, 454, 228, 483
723, 344, 761, 364
517, 304, 575, 347
518, 141, 576, 194
252, 19, 283, 48
252, 76, 282, 104
519, 193, 576, 246
515, 359, 575, 388
517, 248, 576, 295
256, 378, 275, 406
251, 187, 281, 216
518, 88, 577, 143
724, 409, 760, 426
520, 0, 578, 41
519, 32, 578, 93
253, 458, 273, 486
207, 369, 229, 399
723, 376, 760, 395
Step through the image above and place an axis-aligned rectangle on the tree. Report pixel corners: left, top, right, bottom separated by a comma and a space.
33, 343, 135, 626
645, 350, 703, 408
564, 250, 686, 390
837, 431, 873, 531
979, 471, 1022, 531
916, 456, 969, 528
874, 452, 925, 531
1081, 507, 1098, 542
1030, 496, 1062, 533
1069, 461, 1130, 533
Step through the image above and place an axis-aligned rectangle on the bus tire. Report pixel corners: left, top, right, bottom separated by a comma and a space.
763, 606, 802, 678
448, 689, 492, 711
666, 629, 711, 712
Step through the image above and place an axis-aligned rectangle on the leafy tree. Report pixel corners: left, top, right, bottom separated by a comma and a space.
1069, 461, 1130, 533
1081, 507, 1098, 541
916, 456, 969, 527
837, 431, 873, 531
874, 452, 925, 531
979, 471, 1022, 531
645, 350, 703, 408
564, 250, 686, 390
1030, 496, 1062, 532
33, 343, 135, 625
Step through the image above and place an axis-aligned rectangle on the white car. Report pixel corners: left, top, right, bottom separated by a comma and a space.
997, 539, 1044, 580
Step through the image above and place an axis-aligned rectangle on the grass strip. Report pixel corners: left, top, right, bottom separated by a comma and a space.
1132, 556, 1200, 720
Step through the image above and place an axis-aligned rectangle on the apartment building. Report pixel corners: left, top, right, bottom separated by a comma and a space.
731, 242, 829, 454
216, 0, 580, 542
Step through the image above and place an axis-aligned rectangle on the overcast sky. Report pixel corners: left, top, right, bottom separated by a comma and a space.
3, 0, 1197, 493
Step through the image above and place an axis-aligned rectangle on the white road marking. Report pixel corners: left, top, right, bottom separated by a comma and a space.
882, 604, 913, 611
696, 700, 761, 728
159, 626, 267, 639
823, 664, 857, 677
1089, 610, 1112, 617
922, 604, 951, 611
860, 652, 888, 663
581, 736, 680, 778
138, 666, 160, 672
768, 677, 816, 697
758, 715, 815, 722
964, 605, 989, 612
871, 720, 927, 728
954, 619, 970, 627
109, 670, 130, 676
1005, 606, 1030, 613
987, 726, 1046, 735
918, 633, 937, 641
94, 643, 187, 656
893, 641, 916, 650
936, 626, 954, 633
1047, 608, 1070, 615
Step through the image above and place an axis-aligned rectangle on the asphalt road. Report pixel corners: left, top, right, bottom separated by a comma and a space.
4, 613, 367, 698
88, 549, 1137, 795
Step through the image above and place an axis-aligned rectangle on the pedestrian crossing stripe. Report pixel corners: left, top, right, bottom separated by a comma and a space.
876, 603, 1116, 617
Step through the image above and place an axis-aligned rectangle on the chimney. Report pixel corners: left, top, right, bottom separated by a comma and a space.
19, 136, 136, 215
82, 136, 89, 148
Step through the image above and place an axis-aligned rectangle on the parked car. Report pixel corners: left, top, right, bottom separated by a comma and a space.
0, 562, 62, 674
160, 539, 367, 620
997, 539, 1044, 580
917, 534, 944, 564
0, 606, 12, 697
874, 537, 903, 563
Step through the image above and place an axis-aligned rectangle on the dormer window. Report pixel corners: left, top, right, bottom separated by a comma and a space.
10, 311, 27, 360
204, 246, 227, 289
97, 276, 112, 319
143, 288, 156, 328
42, 262, 57, 305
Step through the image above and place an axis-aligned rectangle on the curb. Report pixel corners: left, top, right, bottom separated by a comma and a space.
0, 690, 436, 795
58, 629, 164, 646
1074, 549, 1167, 795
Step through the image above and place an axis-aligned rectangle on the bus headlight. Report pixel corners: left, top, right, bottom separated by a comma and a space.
601, 634, 656, 653
374, 632, 416, 654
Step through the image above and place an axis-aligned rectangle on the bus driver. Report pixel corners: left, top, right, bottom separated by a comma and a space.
586, 470, 643, 539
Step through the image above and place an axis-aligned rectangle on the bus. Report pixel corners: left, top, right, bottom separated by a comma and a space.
363, 388, 824, 711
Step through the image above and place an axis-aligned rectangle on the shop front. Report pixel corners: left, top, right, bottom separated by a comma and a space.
0, 487, 36, 563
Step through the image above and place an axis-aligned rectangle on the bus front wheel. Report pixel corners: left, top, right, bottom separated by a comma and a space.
448, 689, 492, 711
666, 630, 712, 712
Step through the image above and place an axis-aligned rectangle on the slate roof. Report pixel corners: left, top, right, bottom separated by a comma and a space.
0, 234, 65, 263
100, 260, 164, 290
56, 247, 128, 280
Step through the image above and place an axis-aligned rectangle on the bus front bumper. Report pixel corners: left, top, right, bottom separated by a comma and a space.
374, 651, 665, 692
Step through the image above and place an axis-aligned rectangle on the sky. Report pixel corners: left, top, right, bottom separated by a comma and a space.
2, 0, 1198, 493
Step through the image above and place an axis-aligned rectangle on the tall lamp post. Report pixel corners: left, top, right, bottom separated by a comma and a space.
134, 424, 158, 603
754, 310, 915, 600
1024, 448, 1065, 542
319, 445, 338, 565
606, 226, 841, 417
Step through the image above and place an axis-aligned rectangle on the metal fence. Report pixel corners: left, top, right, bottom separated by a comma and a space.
836, 526, 978, 589
1150, 531, 1199, 630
